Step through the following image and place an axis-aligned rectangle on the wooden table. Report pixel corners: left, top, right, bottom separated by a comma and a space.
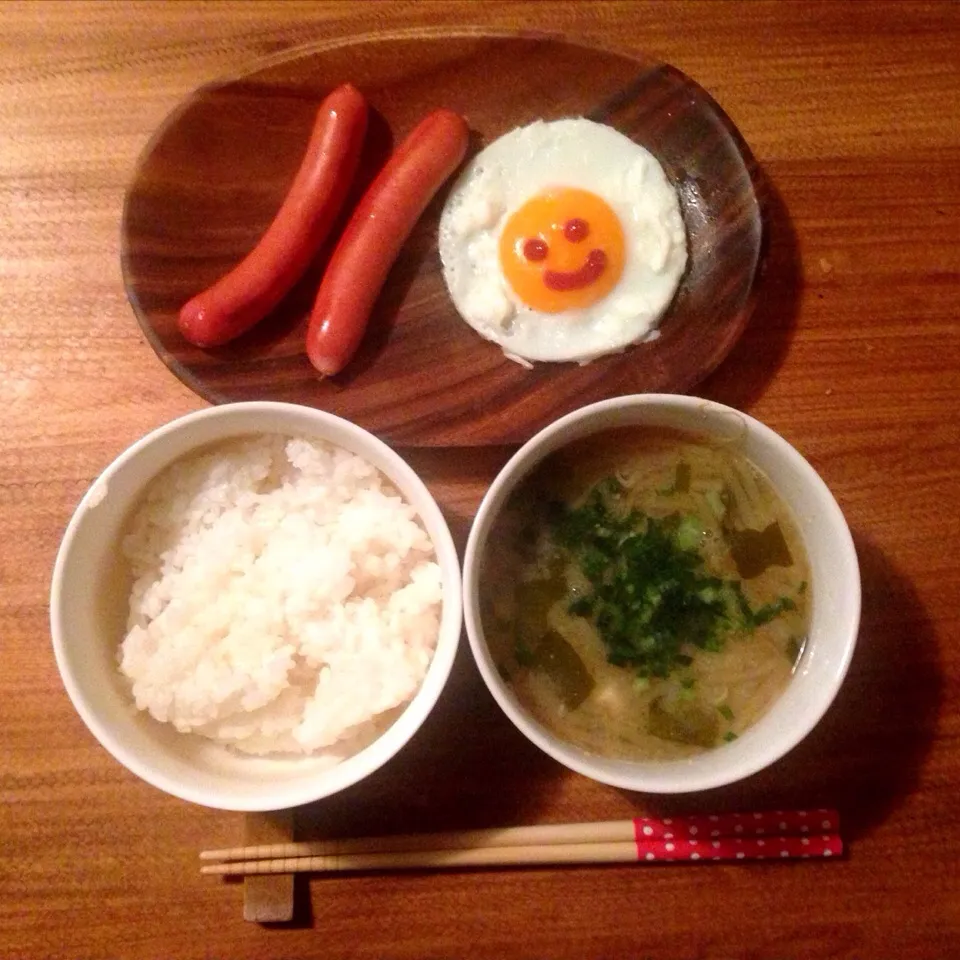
2, 2, 958, 956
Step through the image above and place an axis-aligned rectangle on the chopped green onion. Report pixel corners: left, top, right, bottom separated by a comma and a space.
717, 703, 735, 722
751, 596, 797, 626
552, 477, 798, 682
675, 514, 704, 551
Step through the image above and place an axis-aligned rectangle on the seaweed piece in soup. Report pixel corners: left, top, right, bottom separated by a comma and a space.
648, 695, 720, 748
530, 629, 594, 710
728, 521, 793, 579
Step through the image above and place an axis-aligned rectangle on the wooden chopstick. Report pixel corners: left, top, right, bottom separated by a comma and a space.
201, 833, 844, 876
202, 819, 642, 862
201, 810, 840, 868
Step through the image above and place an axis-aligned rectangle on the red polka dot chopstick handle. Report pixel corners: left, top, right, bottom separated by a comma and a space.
631, 808, 842, 862
633, 808, 840, 842
633, 833, 843, 862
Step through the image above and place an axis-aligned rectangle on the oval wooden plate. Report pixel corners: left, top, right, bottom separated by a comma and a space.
121, 28, 765, 447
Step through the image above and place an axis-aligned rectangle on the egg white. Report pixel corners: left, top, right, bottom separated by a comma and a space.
438, 118, 688, 364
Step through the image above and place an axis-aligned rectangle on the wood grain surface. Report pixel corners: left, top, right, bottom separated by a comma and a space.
121, 30, 763, 445
1, 2, 958, 958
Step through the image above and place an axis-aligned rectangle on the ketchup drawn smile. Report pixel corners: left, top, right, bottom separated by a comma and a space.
498, 187, 625, 313
543, 249, 608, 291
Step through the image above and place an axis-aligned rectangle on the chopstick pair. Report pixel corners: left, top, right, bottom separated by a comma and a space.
200, 809, 841, 876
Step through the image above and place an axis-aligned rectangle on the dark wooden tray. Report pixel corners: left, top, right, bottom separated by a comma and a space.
121, 28, 765, 446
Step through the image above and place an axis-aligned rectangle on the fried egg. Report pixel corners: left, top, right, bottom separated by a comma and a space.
438, 118, 688, 364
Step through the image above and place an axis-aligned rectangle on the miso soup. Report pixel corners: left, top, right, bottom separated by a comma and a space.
480, 427, 811, 761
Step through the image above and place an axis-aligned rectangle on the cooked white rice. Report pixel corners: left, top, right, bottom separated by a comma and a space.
119, 434, 442, 758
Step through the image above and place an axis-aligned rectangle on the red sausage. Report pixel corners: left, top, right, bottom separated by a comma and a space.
305, 108, 470, 376
178, 83, 368, 348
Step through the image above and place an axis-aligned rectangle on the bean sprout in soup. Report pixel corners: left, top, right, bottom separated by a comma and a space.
480, 427, 811, 761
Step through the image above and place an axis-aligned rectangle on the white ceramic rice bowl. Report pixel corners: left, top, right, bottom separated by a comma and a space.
50, 402, 462, 811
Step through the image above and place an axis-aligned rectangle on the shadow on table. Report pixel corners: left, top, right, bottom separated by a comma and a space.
699, 172, 803, 412
628, 533, 941, 841
295, 638, 563, 837
279, 641, 562, 927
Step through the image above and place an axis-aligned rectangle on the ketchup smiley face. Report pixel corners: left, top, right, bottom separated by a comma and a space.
499, 188, 625, 312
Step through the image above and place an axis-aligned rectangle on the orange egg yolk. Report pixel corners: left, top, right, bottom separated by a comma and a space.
498, 188, 625, 313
